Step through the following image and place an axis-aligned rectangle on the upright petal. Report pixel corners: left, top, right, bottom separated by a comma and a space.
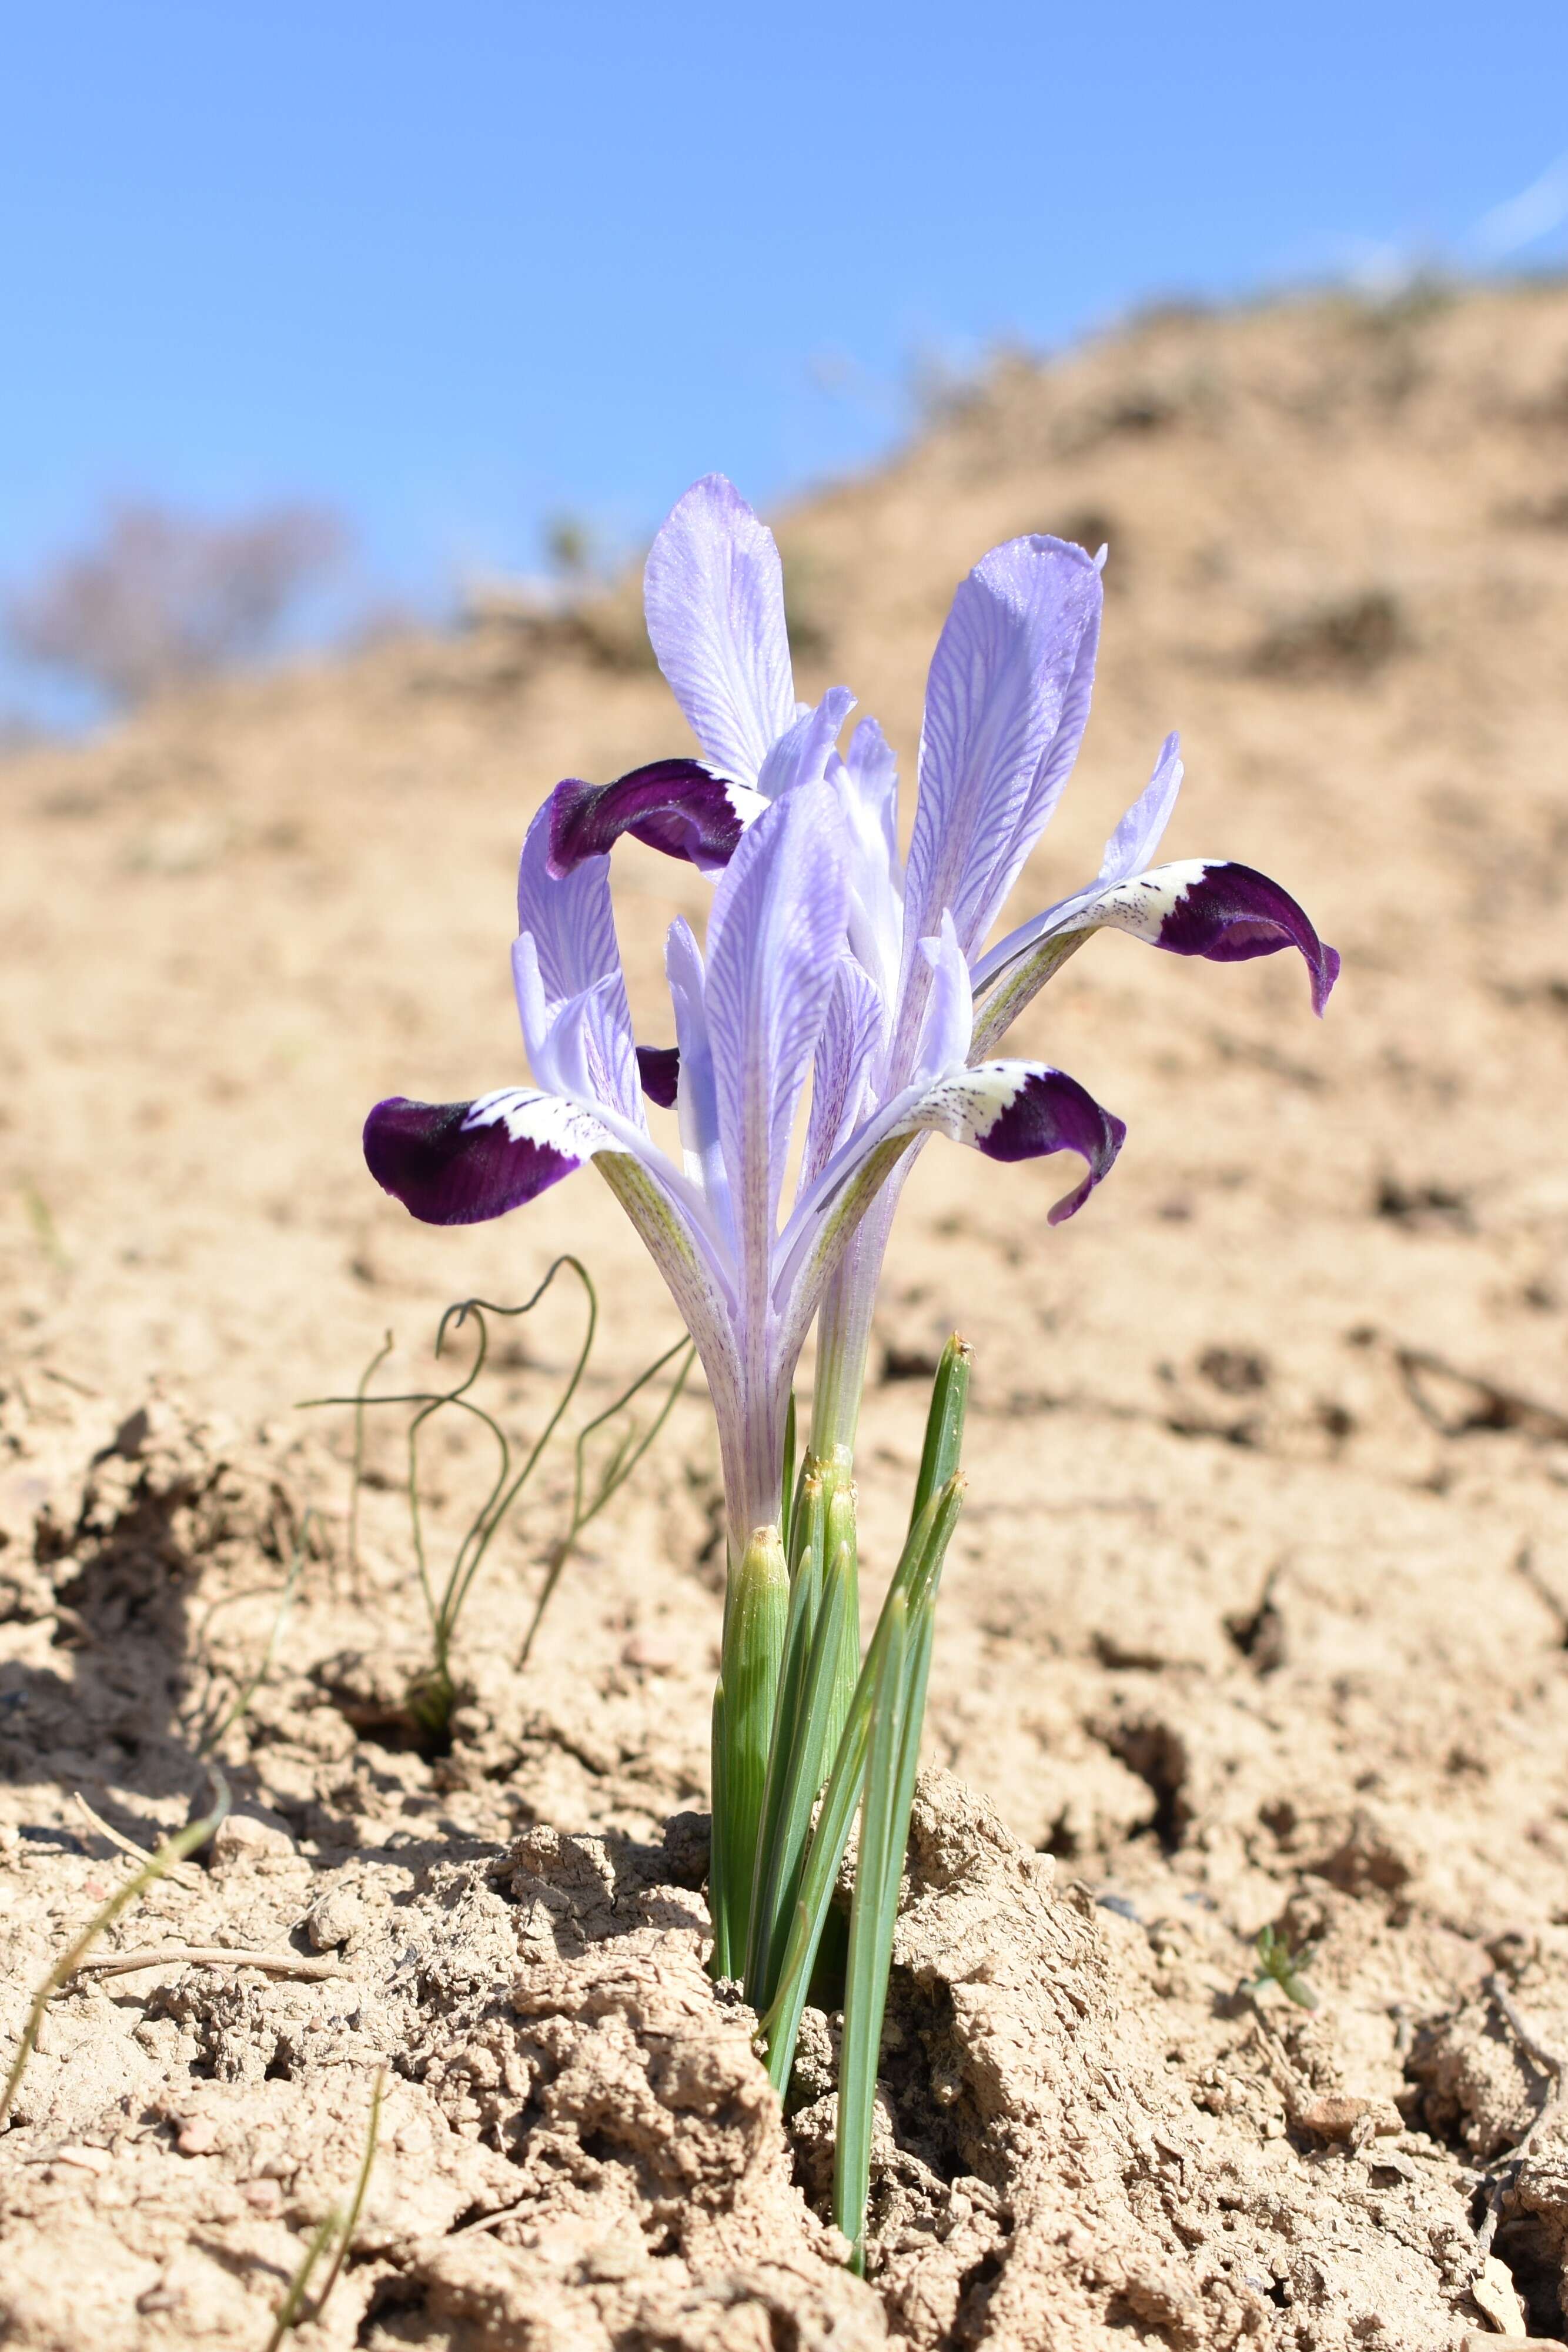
802, 953, 885, 1187
363, 1088, 606, 1225
703, 780, 850, 1294
515, 806, 640, 1118
643, 476, 797, 789
1096, 732, 1183, 885
902, 536, 1102, 977
754, 686, 855, 800
546, 759, 765, 877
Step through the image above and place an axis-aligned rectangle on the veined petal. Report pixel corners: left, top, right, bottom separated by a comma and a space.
803, 953, 885, 1187
545, 759, 765, 878
972, 856, 1339, 1055
363, 1088, 605, 1226
902, 536, 1102, 977
514, 807, 640, 1118
754, 686, 855, 800
636, 1043, 681, 1108
704, 779, 850, 1279
643, 475, 797, 789
912, 914, 973, 1084
837, 714, 905, 1004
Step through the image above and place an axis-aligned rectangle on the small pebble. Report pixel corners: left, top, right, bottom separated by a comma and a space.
176, 2118, 219, 2156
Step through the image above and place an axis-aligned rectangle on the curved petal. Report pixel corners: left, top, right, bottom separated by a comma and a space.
972, 856, 1339, 1054
546, 759, 765, 878
643, 475, 796, 789
915, 1061, 1126, 1222
363, 1088, 606, 1226
901, 536, 1102, 980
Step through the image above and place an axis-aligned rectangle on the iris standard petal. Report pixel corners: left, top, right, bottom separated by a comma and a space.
363, 1088, 606, 1225
643, 475, 797, 790
704, 779, 851, 1259
545, 759, 765, 878
902, 536, 1102, 973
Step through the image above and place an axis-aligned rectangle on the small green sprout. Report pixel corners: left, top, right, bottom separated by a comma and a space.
1247, 1922, 1319, 2010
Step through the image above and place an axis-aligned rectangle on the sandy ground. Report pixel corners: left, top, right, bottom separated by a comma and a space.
4, 280, 1568, 2347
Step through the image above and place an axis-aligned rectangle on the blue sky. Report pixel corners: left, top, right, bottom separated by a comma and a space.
4, 2, 1567, 717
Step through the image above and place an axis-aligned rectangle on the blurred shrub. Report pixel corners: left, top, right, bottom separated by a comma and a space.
6, 499, 347, 706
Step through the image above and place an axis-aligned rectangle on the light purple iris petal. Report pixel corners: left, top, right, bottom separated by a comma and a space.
1094, 859, 1340, 1016
545, 759, 764, 878
918, 1060, 1126, 1225
704, 780, 850, 1281
643, 475, 797, 790
1097, 733, 1183, 885
363, 1088, 603, 1226
514, 808, 640, 1118
636, 1043, 681, 1108
754, 686, 855, 800
903, 537, 1103, 971
803, 954, 885, 1187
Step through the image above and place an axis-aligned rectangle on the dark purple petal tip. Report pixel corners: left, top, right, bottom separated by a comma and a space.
545, 758, 749, 878
636, 1043, 681, 1109
972, 1067, 1127, 1224
363, 1093, 585, 1226
1158, 862, 1339, 1015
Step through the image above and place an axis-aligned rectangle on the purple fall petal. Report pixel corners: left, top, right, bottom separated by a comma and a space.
921, 1061, 1126, 1224
546, 759, 763, 878
1120, 860, 1340, 1015
363, 1089, 602, 1225
643, 475, 797, 789
636, 1043, 681, 1108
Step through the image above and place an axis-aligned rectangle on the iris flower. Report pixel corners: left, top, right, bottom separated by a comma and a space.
362, 487, 1132, 1553
366, 478, 1338, 1516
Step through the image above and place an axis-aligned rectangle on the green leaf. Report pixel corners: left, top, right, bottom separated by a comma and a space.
714, 1526, 788, 1970
760, 1472, 964, 2092
835, 1586, 908, 2267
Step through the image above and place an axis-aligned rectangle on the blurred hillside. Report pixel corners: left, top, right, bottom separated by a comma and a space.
3, 278, 1568, 1434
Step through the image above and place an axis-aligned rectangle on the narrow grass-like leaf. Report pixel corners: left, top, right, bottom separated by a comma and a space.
908, 1335, 971, 1530
760, 1473, 964, 2090
709, 1674, 732, 1979
717, 1526, 788, 1968
747, 1526, 855, 2006
835, 1587, 908, 2269
835, 1579, 940, 2267
745, 1468, 826, 1994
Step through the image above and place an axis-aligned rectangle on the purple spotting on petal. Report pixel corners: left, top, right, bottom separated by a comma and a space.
1156, 862, 1340, 1016
363, 1095, 583, 1226
974, 1068, 1128, 1225
546, 759, 749, 878
636, 1044, 681, 1108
